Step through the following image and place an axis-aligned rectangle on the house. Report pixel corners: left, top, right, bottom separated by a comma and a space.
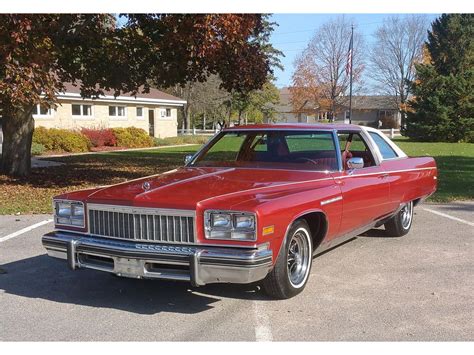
274, 88, 401, 128
333, 95, 401, 127
273, 87, 319, 123
32, 83, 186, 138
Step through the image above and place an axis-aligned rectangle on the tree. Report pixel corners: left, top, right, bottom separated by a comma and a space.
290, 16, 365, 120
0, 14, 275, 176
162, 14, 282, 130
369, 15, 428, 128
164, 75, 231, 130
228, 80, 280, 125
405, 14, 474, 142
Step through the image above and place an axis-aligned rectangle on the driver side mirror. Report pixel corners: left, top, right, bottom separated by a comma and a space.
184, 155, 193, 165
347, 157, 364, 170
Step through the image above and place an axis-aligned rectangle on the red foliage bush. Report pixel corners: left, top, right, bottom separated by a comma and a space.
81, 128, 117, 147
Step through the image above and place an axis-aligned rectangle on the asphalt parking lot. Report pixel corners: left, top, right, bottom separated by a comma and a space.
0, 202, 472, 341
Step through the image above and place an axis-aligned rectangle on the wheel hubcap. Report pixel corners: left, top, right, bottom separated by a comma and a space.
400, 201, 413, 229
287, 229, 310, 288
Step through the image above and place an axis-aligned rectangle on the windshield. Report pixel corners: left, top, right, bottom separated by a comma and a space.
191, 130, 339, 171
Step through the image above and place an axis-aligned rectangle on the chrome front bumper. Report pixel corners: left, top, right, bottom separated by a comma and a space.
42, 231, 273, 286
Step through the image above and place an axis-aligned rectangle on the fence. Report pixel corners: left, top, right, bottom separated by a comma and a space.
179, 128, 217, 136
379, 129, 401, 138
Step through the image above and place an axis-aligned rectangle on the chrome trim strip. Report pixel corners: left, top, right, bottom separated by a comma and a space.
333, 167, 436, 179
320, 196, 343, 206
86, 204, 195, 217
332, 129, 343, 172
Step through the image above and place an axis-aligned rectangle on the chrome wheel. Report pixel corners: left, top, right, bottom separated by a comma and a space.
287, 228, 311, 288
400, 201, 413, 229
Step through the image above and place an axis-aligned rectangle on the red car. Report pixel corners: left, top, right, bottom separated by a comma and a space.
42, 124, 437, 299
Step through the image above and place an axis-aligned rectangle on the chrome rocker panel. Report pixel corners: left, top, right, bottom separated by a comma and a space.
42, 231, 273, 286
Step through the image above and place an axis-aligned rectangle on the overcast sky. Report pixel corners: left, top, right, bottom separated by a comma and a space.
269, 13, 440, 93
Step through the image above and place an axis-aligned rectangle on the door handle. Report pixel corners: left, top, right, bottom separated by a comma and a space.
379, 173, 389, 179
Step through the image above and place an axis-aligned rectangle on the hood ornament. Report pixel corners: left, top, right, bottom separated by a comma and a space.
142, 181, 151, 191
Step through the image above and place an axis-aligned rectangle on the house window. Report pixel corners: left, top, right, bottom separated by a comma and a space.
161, 108, 172, 118
109, 106, 126, 118
71, 104, 92, 117
136, 107, 143, 118
33, 104, 53, 117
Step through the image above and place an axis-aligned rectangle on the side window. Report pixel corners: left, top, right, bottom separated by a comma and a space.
338, 132, 376, 168
286, 133, 335, 152
369, 132, 398, 160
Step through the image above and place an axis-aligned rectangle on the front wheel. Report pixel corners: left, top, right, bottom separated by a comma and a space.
262, 219, 313, 299
384, 201, 414, 237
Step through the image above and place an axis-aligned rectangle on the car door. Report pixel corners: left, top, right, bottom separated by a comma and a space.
332, 130, 392, 237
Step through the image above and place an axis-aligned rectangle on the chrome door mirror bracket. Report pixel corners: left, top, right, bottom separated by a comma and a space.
184, 155, 193, 165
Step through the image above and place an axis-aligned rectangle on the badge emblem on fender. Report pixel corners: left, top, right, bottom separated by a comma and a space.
142, 181, 151, 191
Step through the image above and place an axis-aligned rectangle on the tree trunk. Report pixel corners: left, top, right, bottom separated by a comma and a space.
183, 104, 191, 131
1, 105, 35, 177
400, 96, 407, 130
237, 109, 243, 125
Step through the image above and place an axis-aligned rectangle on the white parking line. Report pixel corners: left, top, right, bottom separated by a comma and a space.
253, 300, 273, 341
423, 208, 474, 227
0, 219, 53, 243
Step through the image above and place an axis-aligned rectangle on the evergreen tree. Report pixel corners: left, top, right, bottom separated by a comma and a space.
405, 14, 474, 142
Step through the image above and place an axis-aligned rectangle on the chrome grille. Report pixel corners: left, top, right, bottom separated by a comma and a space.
87, 204, 195, 244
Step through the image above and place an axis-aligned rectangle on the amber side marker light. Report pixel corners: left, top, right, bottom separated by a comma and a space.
262, 225, 275, 236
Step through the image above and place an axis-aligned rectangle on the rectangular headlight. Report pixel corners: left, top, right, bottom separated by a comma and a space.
205, 210, 256, 241
54, 200, 85, 228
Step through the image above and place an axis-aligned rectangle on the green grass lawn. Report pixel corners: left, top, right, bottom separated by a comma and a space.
0, 138, 472, 214
392, 138, 474, 202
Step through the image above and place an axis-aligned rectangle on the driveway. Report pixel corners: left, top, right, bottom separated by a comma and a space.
0, 202, 472, 341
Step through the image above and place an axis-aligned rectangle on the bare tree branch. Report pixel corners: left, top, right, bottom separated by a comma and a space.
369, 15, 428, 126
290, 16, 365, 119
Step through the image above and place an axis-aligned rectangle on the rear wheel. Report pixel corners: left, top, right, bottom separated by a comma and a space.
384, 201, 414, 237
262, 219, 313, 299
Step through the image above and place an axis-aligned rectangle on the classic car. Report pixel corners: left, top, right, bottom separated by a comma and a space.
42, 124, 437, 299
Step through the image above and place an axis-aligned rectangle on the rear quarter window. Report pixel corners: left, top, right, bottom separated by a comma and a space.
369, 132, 398, 159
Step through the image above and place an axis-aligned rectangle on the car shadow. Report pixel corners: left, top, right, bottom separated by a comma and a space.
357, 228, 391, 238
0, 254, 268, 315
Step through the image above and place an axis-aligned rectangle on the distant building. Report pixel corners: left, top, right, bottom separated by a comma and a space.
274, 87, 401, 128
333, 95, 401, 127
32, 83, 186, 138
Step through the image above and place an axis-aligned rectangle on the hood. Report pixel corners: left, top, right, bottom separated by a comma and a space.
82, 167, 330, 210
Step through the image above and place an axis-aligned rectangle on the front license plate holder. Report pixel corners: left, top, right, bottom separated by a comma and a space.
114, 257, 144, 278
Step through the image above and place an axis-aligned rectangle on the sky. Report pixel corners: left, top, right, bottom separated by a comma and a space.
269, 14, 440, 91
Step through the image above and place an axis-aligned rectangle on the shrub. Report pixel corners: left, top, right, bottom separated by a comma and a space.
31, 142, 46, 156
111, 127, 154, 148
81, 128, 116, 147
33, 127, 90, 153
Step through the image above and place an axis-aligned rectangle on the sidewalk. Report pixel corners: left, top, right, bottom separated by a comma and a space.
36, 143, 197, 159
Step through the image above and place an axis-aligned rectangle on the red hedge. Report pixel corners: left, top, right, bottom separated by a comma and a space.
81, 128, 117, 147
